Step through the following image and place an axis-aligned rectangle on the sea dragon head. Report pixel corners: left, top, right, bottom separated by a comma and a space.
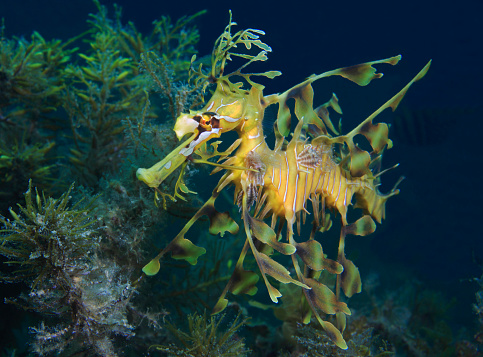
136, 10, 279, 203
135, 82, 251, 190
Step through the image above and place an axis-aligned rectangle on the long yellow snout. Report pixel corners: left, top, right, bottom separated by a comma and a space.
136, 133, 197, 188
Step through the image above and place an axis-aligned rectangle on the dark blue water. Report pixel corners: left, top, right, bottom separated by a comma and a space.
1, 0, 482, 353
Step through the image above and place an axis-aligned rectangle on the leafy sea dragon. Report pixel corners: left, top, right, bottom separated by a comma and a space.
136, 13, 431, 349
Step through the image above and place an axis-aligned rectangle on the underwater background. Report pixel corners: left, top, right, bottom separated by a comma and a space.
0, 0, 482, 356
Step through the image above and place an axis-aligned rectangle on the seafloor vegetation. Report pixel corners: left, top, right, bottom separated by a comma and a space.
0, 1, 482, 356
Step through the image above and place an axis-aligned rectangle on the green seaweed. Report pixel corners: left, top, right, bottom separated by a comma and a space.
89, 0, 205, 74
62, 30, 146, 186
0, 21, 78, 202
0, 136, 56, 213
0, 180, 97, 284
282, 322, 394, 357
0, 24, 77, 128
0, 182, 137, 356
150, 311, 250, 356
62, 2, 205, 187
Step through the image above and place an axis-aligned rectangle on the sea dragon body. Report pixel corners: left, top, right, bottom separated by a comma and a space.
136, 16, 431, 349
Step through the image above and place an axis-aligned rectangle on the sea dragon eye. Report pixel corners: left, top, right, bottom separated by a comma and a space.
197, 112, 217, 131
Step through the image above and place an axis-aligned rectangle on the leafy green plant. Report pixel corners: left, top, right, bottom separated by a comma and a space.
150, 311, 250, 356
0, 182, 137, 356
0, 21, 77, 205
0, 136, 56, 214
63, 29, 145, 186
283, 322, 394, 357
62, 2, 205, 188
0, 24, 77, 128
139, 51, 203, 121
88, 0, 205, 74
0, 180, 96, 284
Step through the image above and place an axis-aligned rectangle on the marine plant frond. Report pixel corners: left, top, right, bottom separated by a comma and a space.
140, 51, 203, 119
0, 136, 56, 183
151, 10, 206, 62
0, 178, 136, 356
88, 0, 204, 72
0, 133, 60, 213
63, 29, 147, 186
150, 311, 250, 356
189, 10, 281, 94
151, 163, 197, 210
0, 180, 98, 283
0, 26, 77, 126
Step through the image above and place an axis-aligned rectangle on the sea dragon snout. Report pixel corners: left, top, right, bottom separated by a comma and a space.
136, 106, 245, 190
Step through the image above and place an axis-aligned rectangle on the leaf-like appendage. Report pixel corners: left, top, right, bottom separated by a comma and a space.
305, 278, 351, 315
339, 256, 361, 298
344, 215, 376, 236
321, 320, 348, 350
336, 55, 401, 86
295, 240, 343, 274
249, 216, 295, 255
342, 59, 432, 177
230, 266, 259, 296
315, 93, 342, 135
171, 237, 206, 265
212, 298, 229, 315
189, 10, 281, 95
209, 211, 239, 237
258, 253, 302, 285
143, 259, 161, 276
